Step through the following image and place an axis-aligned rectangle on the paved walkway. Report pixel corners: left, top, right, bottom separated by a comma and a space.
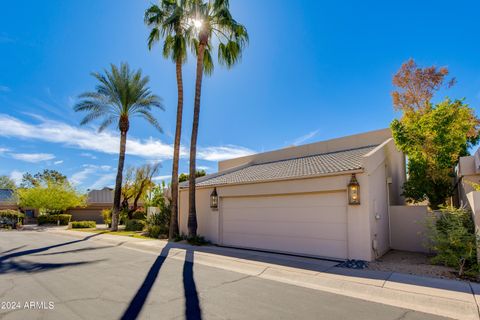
46, 229, 480, 320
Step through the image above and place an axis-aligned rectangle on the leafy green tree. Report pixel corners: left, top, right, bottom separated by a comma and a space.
145, 0, 190, 239
74, 63, 164, 231
178, 169, 206, 182
18, 180, 85, 215
21, 169, 67, 188
0, 175, 16, 189
187, 0, 248, 236
391, 100, 479, 208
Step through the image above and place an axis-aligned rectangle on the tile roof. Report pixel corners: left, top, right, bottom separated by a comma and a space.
0, 189, 15, 202
184, 145, 376, 188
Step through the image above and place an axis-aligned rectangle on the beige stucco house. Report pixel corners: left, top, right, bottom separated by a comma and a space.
179, 128, 406, 261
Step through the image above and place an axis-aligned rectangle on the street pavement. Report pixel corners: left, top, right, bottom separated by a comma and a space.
0, 230, 452, 320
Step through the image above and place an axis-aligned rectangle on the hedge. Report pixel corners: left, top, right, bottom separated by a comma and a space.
125, 219, 146, 231
71, 221, 96, 229
132, 210, 147, 220
38, 214, 72, 225
0, 210, 24, 227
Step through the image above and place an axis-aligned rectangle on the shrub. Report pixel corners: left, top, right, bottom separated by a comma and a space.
132, 210, 147, 220
125, 219, 146, 231
146, 224, 168, 239
174, 234, 209, 246
71, 221, 96, 229
427, 206, 477, 276
101, 209, 112, 226
37, 214, 72, 225
0, 210, 24, 228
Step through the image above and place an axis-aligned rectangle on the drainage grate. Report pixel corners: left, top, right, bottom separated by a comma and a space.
336, 259, 368, 269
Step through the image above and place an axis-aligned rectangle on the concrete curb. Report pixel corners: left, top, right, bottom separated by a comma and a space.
47, 229, 480, 320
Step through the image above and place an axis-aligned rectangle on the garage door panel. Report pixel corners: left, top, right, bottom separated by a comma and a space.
221, 192, 348, 259
223, 233, 347, 259
222, 221, 347, 241
223, 206, 346, 224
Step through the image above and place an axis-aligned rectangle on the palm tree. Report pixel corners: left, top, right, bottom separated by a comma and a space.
187, 0, 248, 236
145, 0, 189, 239
74, 63, 164, 231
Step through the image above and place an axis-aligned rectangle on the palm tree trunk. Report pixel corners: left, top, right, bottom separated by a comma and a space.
169, 59, 184, 239
188, 41, 206, 237
112, 130, 128, 231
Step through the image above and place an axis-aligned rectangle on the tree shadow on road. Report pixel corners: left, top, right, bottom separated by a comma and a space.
120, 245, 202, 320
121, 245, 171, 320
183, 249, 202, 320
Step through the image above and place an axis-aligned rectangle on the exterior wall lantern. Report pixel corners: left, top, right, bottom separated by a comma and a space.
210, 187, 218, 210
348, 174, 360, 205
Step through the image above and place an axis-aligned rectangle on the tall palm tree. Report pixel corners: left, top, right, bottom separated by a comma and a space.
74, 63, 164, 231
145, 0, 189, 239
187, 0, 248, 236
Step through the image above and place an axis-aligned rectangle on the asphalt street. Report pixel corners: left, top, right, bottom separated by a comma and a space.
0, 231, 452, 320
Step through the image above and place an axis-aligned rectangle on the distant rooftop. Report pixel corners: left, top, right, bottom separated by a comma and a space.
0, 189, 15, 202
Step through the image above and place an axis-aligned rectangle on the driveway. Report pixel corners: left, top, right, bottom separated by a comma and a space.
0, 231, 451, 320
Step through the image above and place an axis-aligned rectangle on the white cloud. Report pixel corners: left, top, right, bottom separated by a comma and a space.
0, 147, 10, 153
80, 152, 97, 160
0, 114, 256, 162
290, 129, 320, 146
152, 175, 171, 182
54, 160, 64, 165
70, 164, 111, 186
87, 173, 116, 190
197, 165, 211, 171
0, 85, 10, 93
9, 170, 24, 186
196, 145, 255, 161
9, 153, 55, 163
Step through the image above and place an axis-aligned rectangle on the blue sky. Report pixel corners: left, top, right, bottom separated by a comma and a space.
1, 0, 480, 190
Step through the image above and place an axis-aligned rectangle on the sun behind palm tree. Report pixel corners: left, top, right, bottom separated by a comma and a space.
74, 62, 164, 231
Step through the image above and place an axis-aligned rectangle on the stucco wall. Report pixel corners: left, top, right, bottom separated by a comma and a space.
67, 204, 110, 224
179, 172, 375, 261
389, 205, 432, 253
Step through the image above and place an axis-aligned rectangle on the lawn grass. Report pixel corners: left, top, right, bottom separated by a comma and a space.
71, 228, 153, 240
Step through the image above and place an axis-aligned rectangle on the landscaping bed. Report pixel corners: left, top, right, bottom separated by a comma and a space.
368, 250, 460, 280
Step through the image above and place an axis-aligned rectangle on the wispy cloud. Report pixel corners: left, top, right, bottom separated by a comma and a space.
289, 129, 320, 146
70, 164, 112, 186
152, 175, 172, 182
0, 114, 255, 162
80, 152, 97, 160
0, 85, 10, 93
0, 147, 10, 153
9, 170, 24, 186
54, 160, 64, 165
196, 145, 255, 161
87, 173, 116, 190
9, 153, 55, 163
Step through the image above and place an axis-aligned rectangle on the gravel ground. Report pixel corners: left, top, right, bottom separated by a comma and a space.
368, 250, 460, 280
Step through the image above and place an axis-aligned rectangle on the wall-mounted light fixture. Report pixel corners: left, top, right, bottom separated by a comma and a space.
348, 174, 360, 205
210, 187, 218, 210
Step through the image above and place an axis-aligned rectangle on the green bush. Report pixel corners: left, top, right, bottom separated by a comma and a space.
132, 210, 147, 220
37, 214, 72, 225
0, 210, 24, 227
101, 209, 112, 226
174, 234, 209, 246
146, 224, 168, 239
427, 206, 477, 276
71, 221, 96, 229
125, 219, 146, 231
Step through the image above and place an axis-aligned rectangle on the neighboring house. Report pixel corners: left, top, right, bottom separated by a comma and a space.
0, 189, 38, 222
179, 128, 406, 261
0, 189, 17, 211
457, 148, 480, 208
67, 187, 113, 223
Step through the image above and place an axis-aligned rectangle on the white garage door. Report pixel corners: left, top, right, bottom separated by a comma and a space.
221, 192, 348, 259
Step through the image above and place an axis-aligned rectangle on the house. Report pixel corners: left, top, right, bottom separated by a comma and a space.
67, 187, 114, 223
0, 189, 17, 211
178, 128, 406, 261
